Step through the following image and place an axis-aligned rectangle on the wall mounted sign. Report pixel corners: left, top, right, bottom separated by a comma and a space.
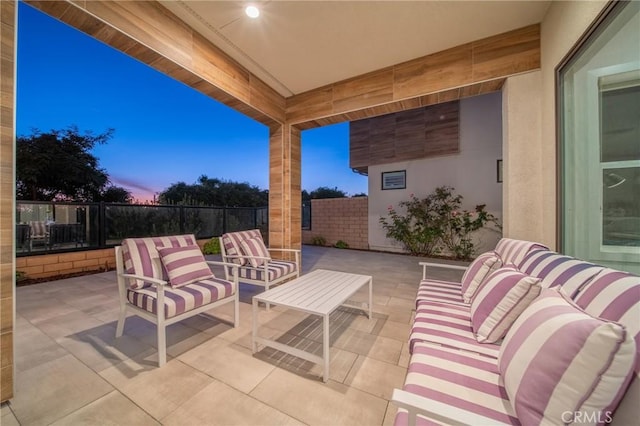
382, 170, 406, 190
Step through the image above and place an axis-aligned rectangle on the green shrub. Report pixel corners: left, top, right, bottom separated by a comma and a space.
202, 237, 221, 255
16, 270, 26, 282
311, 235, 327, 246
380, 186, 500, 260
334, 240, 349, 249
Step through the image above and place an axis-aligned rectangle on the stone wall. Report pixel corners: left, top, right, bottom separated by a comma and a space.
302, 197, 368, 250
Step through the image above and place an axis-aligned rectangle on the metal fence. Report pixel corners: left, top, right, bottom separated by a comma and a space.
16, 201, 268, 256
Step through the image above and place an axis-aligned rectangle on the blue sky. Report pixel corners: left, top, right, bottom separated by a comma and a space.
16, 2, 367, 201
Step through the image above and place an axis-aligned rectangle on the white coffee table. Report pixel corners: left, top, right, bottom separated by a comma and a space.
252, 269, 373, 382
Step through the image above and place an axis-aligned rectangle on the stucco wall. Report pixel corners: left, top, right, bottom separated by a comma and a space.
493, 1, 609, 250
368, 92, 503, 254
302, 197, 368, 250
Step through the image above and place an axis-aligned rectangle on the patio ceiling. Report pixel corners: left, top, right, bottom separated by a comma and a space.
161, 0, 552, 98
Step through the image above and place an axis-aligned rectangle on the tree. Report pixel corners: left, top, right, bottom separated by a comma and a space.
309, 186, 347, 199
159, 175, 268, 207
16, 126, 131, 202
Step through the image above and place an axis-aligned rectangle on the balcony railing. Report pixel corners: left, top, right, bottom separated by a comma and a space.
16, 201, 268, 256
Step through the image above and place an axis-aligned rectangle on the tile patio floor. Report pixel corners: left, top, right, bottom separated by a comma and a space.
2, 246, 465, 426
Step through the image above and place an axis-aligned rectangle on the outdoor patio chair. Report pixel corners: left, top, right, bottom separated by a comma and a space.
28, 220, 49, 250
115, 234, 239, 366
15, 224, 30, 252
220, 229, 300, 299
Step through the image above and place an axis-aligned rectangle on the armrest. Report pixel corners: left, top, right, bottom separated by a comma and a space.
119, 273, 168, 287
267, 248, 301, 253
418, 261, 468, 280
392, 389, 501, 426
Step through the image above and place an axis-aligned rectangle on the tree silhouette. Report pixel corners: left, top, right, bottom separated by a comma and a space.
159, 175, 269, 207
16, 126, 131, 202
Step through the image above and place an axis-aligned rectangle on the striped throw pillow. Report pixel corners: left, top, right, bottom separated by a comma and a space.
460, 251, 502, 303
470, 267, 541, 343
499, 288, 636, 426
157, 245, 214, 288
240, 237, 271, 268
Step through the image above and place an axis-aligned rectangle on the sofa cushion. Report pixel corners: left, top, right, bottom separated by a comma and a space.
221, 229, 263, 266
240, 237, 271, 267
238, 260, 297, 282
498, 288, 636, 426
157, 245, 214, 288
410, 300, 500, 358
127, 277, 236, 318
395, 342, 518, 426
517, 249, 604, 297
121, 235, 197, 289
460, 251, 502, 303
416, 279, 466, 306
494, 238, 548, 266
471, 268, 541, 343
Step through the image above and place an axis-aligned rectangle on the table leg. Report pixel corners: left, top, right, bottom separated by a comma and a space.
368, 277, 373, 319
252, 298, 259, 354
323, 313, 330, 382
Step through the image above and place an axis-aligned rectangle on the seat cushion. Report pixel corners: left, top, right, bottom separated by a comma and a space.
240, 237, 271, 267
127, 278, 236, 318
470, 267, 541, 343
238, 260, 297, 282
121, 235, 197, 289
157, 245, 214, 288
460, 251, 502, 303
416, 279, 467, 306
499, 288, 636, 426
395, 343, 519, 426
517, 249, 603, 297
410, 300, 500, 358
221, 229, 263, 266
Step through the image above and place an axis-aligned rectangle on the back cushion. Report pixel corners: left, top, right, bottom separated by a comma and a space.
499, 288, 636, 426
494, 238, 548, 265
471, 267, 541, 343
517, 250, 604, 297
574, 268, 640, 419
240, 237, 271, 267
121, 234, 197, 289
460, 251, 502, 303
221, 229, 264, 266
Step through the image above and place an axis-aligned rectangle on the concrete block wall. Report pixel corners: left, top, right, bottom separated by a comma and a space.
302, 197, 368, 250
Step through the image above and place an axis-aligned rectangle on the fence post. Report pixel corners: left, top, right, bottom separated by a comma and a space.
99, 201, 106, 248
179, 205, 185, 234
222, 207, 227, 234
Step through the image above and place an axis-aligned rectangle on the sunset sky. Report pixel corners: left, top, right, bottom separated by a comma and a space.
16, 2, 367, 202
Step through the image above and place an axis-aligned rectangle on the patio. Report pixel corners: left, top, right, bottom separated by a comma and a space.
1, 246, 464, 425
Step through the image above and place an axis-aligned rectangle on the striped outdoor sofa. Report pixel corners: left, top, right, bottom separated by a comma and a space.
115, 234, 239, 367
394, 239, 640, 425
219, 229, 300, 295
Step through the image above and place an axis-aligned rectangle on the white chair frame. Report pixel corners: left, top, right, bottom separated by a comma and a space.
114, 246, 240, 366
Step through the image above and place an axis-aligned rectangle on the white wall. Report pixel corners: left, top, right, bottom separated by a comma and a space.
369, 92, 503, 255
498, 1, 608, 250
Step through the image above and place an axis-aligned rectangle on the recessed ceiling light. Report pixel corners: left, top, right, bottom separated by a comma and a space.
245, 5, 260, 18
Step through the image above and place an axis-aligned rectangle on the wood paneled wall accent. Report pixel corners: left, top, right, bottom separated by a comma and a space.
287, 24, 538, 126
24, 0, 286, 126
350, 101, 460, 173
269, 124, 302, 253
0, 0, 15, 403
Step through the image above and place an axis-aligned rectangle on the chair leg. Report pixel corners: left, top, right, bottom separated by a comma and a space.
234, 292, 240, 328
115, 305, 127, 337
157, 325, 167, 367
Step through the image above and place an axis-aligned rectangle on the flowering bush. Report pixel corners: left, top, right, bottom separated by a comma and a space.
379, 186, 500, 259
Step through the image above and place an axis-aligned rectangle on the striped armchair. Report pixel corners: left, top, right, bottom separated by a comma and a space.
219, 229, 300, 295
115, 234, 239, 366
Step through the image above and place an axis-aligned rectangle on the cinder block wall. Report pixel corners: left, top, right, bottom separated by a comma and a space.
302, 197, 368, 250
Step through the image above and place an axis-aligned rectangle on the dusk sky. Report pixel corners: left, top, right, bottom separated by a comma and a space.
16, 2, 367, 202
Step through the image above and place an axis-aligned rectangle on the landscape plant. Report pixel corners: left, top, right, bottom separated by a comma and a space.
311, 235, 327, 246
334, 240, 349, 249
202, 237, 221, 255
380, 186, 500, 260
